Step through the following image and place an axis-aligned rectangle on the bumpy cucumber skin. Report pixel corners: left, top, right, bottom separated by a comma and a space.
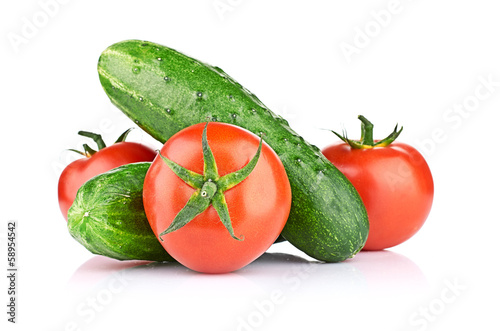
67, 162, 174, 262
97, 40, 368, 262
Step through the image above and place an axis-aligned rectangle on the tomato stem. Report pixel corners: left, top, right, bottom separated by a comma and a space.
157, 122, 262, 241
68, 129, 136, 158
330, 115, 403, 149
200, 181, 217, 199
358, 115, 375, 146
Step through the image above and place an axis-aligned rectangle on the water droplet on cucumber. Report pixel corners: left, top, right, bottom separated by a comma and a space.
157, 57, 162, 61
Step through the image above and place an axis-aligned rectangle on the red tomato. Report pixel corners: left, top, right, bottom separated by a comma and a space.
58, 131, 156, 220
143, 122, 291, 274
322, 116, 434, 251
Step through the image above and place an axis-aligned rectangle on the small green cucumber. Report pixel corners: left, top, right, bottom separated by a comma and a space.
97, 40, 368, 262
67, 162, 174, 262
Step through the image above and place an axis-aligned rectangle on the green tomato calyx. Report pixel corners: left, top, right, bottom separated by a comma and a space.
68, 128, 134, 157
157, 122, 262, 242
330, 115, 403, 149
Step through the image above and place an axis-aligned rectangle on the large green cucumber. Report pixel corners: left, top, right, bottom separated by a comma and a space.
97, 40, 368, 262
67, 162, 174, 262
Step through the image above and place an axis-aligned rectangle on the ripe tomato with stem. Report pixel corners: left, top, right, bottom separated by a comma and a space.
143, 122, 292, 273
58, 129, 156, 220
322, 116, 434, 251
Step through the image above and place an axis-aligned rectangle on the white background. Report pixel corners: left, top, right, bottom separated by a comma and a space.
1, 0, 499, 330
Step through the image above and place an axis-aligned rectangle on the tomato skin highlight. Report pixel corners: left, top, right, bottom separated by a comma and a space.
143, 123, 292, 274
322, 141, 434, 251
58, 142, 156, 220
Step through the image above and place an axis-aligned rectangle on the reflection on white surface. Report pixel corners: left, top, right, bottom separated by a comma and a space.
55, 250, 428, 331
